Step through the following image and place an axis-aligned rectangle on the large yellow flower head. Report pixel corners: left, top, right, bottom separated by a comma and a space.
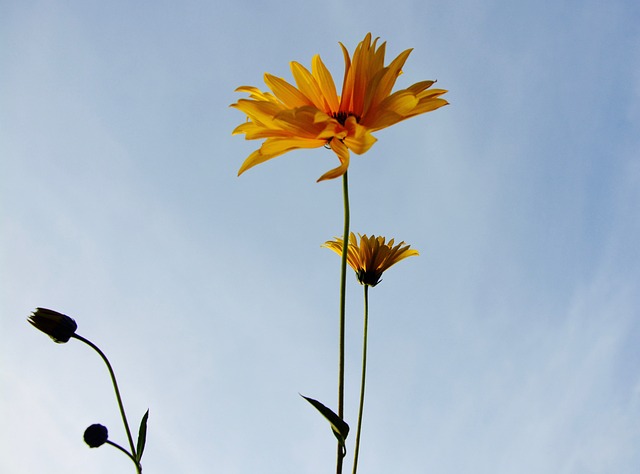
323, 233, 419, 286
232, 33, 448, 182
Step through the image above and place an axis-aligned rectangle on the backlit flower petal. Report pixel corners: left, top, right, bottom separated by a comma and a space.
264, 74, 311, 108
290, 62, 327, 111
317, 139, 350, 182
363, 48, 412, 117
342, 117, 377, 155
238, 138, 326, 176
311, 55, 340, 112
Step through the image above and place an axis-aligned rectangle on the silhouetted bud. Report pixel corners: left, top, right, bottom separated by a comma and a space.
28, 308, 78, 343
84, 424, 108, 448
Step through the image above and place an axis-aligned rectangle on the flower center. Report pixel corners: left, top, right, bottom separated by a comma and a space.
332, 111, 360, 126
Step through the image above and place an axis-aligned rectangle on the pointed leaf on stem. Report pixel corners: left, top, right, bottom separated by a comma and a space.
301, 394, 349, 452
135, 409, 149, 462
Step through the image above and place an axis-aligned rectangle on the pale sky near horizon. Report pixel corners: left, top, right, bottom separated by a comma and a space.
2, 1, 640, 473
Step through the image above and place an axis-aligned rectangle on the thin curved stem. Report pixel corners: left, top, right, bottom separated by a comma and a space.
352, 284, 369, 474
336, 171, 350, 474
106, 440, 141, 472
72, 334, 140, 473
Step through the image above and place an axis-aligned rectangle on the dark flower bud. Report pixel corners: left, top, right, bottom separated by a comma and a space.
84, 424, 109, 448
28, 308, 77, 343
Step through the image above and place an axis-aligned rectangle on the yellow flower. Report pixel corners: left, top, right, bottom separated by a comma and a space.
232, 33, 448, 182
323, 233, 419, 286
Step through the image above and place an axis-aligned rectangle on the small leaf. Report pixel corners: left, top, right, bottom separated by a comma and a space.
300, 394, 349, 450
135, 409, 149, 462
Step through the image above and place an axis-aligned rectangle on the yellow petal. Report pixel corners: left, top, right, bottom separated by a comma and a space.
337, 41, 353, 111
231, 98, 284, 122
376, 48, 412, 97
381, 91, 420, 116
264, 73, 311, 108
233, 122, 293, 140
363, 48, 412, 115
406, 80, 436, 94
238, 137, 326, 176
411, 97, 449, 116
238, 149, 276, 175
291, 61, 327, 111
317, 139, 350, 182
342, 117, 377, 154
260, 137, 326, 155
416, 87, 449, 100
272, 106, 338, 139
312, 55, 340, 112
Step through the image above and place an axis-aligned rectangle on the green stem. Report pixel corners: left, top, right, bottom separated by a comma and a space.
352, 285, 369, 474
106, 440, 141, 472
72, 334, 140, 474
336, 171, 350, 474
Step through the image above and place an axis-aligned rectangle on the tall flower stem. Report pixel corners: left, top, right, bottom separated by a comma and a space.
352, 284, 369, 474
336, 171, 350, 474
71, 334, 140, 474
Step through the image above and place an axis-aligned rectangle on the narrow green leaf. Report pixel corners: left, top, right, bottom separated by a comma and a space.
135, 409, 149, 462
300, 394, 349, 449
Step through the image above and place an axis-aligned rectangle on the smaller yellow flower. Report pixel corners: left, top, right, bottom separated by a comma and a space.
323, 232, 419, 286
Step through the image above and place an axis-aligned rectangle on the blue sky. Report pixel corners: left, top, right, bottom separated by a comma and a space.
1, 0, 639, 473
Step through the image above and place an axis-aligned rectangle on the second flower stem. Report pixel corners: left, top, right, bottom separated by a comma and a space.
106, 440, 141, 471
336, 171, 350, 474
72, 334, 140, 473
352, 284, 369, 474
